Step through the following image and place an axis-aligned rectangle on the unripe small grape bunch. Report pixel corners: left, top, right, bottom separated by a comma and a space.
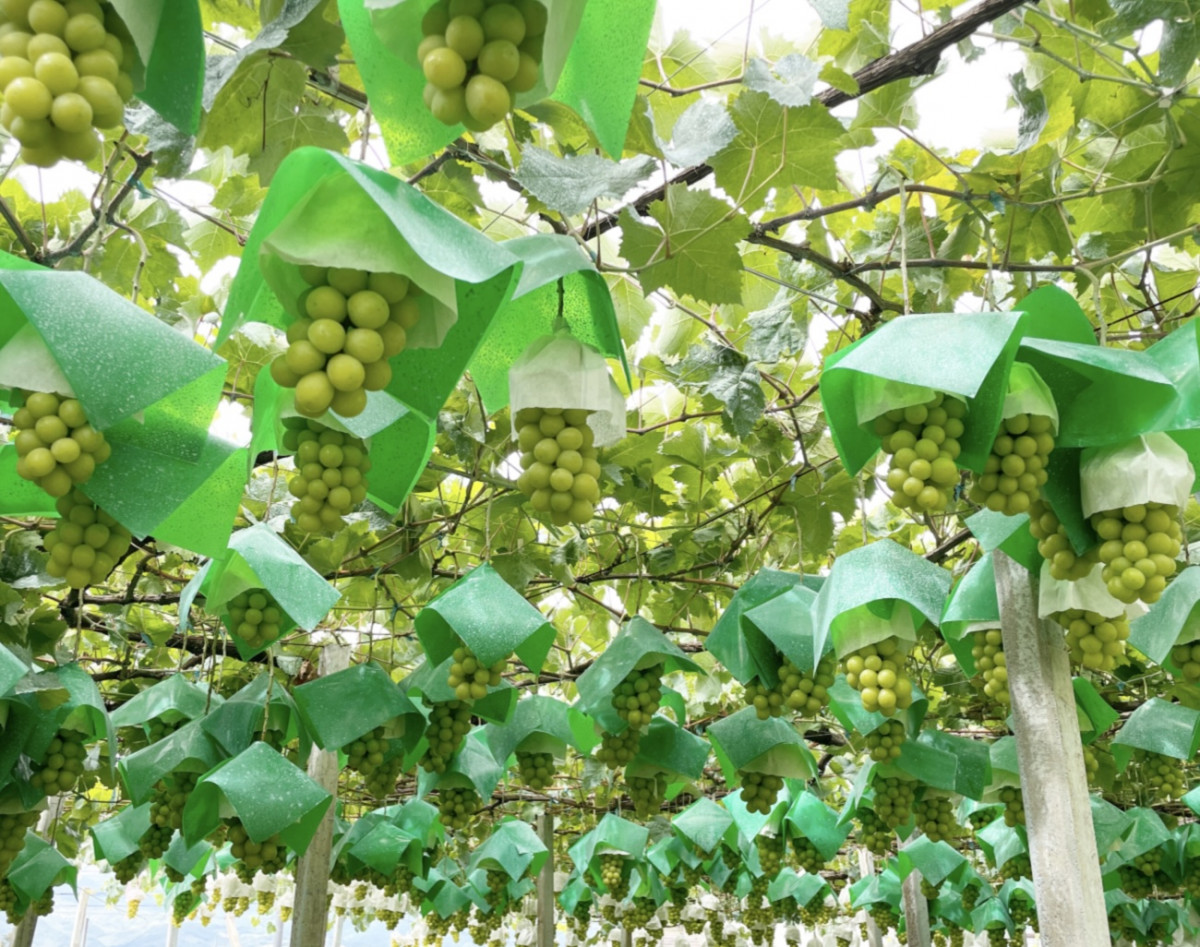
840, 636, 913, 717
873, 394, 966, 514
790, 835, 824, 874
1027, 499, 1098, 581
1050, 607, 1130, 672
282, 420, 371, 533
913, 794, 959, 843
44, 488, 130, 588
971, 628, 1009, 705
514, 406, 603, 526
447, 643, 505, 701
419, 0, 546, 130
968, 413, 1054, 516
270, 266, 419, 419
516, 748, 554, 790
856, 807, 892, 856
1091, 502, 1181, 605
611, 662, 663, 729
865, 718, 906, 762
0, 811, 37, 877
745, 653, 835, 720
998, 785, 1024, 827
872, 775, 915, 830
436, 784, 481, 830
595, 726, 640, 769
420, 699, 472, 772
1133, 750, 1186, 801
1170, 639, 1200, 682
598, 852, 629, 899
625, 769, 666, 819
0, 0, 136, 167
225, 588, 285, 650
345, 725, 404, 798
228, 820, 288, 882
739, 769, 784, 815
755, 834, 784, 877
30, 728, 86, 793
11, 390, 110, 496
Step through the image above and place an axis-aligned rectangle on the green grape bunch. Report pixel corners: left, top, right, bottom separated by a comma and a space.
874, 394, 966, 514
744, 652, 836, 720
971, 628, 1009, 705
11, 390, 110, 495
447, 643, 505, 702
789, 834, 825, 874
1170, 639, 1200, 682
282, 420, 371, 533
872, 776, 915, 830
1028, 500, 1097, 581
739, 769, 784, 815
913, 793, 960, 843
1050, 608, 1130, 672
968, 413, 1054, 516
0, 810, 38, 876
596, 725, 640, 769
418, 0, 546, 130
1091, 503, 1181, 605
516, 749, 554, 790
612, 662, 663, 729
0, 0, 137, 167
43, 488, 130, 588
998, 786, 1025, 828
840, 636, 914, 717
345, 725, 404, 798
598, 852, 629, 899
436, 784, 481, 830
225, 588, 285, 650
865, 718, 906, 762
420, 699, 472, 773
31, 727, 86, 793
755, 834, 784, 877
513, 406, 603, 526
228, 820, 288, 883
270, 266, 418, 419
1132, 750, 1186, 802
625, 769, 666, 819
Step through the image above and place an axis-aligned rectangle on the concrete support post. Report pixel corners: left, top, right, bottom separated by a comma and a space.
537, 811, 555, 947
289, 643, 351, 947
993, 551, 1111, 947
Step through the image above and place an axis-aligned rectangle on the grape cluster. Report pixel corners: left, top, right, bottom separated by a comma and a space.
1028, 500, 1097, 581
1116, 864, 1154, 899
31, 728, 86, 793
0, 0, 136, 167
599, 853, 629, 899
612, 663, 663, 728
270, 267, 418, 419
418, 0, 545, 130
345, 725, 403, 798
148, 771, 195, 843
755, 834, 784, 877
1130, 847, 1162, 877
225, 588, 286, 651
447, 643, 505, 702
1133, 750, 1186, 801
1170, 640, 1200, 682
44, 488, 130, 588
970, 628, 1009, 705
739, 769, 784, 815
868, 902, 895, 935
841, 637, 913, 717
744, 653, 836, 720
514, 406, 603, 526
283, 421, 371, 533
913, 794, 959, 843
596, 726, 640, 769
228, 820, 288, 883
436, 785, 480, 830
998, 786, 1025, 827
1091, 503, 1181, 605
138, 819, 173, 860
968, 413, 1054, 515
110, 851, 143, 884
1082, 743, 1099, 785
984, 929, 1006, 947
11, 390, 110, 494
789, 835, 824, 874
0, 810, 37, 875
516, 749, 554, 790
997, 853, 1030, 881
625, 769, 666, 819
420, 699, 472, 773
874, 394, 966, 514
624, 896, 658, 931
872, 776, 915, 830
255, 889, 275, 914
1050, 608, 1130, 672
865, 719, 906, 762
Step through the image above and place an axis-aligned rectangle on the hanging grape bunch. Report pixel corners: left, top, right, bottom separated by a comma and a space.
597, 661, 662, 767
44, 488, 130, 589
270, 267, 418, 419
436, 784, 481, 830
225, 589, 285, 650
971, 629, 1009, 705
865, 719, 906, 762
345, 725, 404, 798
0, 810, 38, 876
30, 728, 86, 793
1091, 503, 1181, 605
282, 420, 371, 533
968, 413, 1054, 515
418, 0, 545, 130
873, 394, 966, 514
447, 642, 506, 702
227, 820, 289, 883
744, 652, 836, 720
1050, 608, 1130, 672
516, 749, 554, 790
872, 776, 915, 830
997, 852, 1030, 881
913, 794, 960, 843
598, 852, 629, 899
625, 769, 666, 819
1129, 847, 1162, 878
11, 390, 110, 495
1170, 639, 1200, 682
790, 835, 825, 874
420, 699, 472, 772
998, 786, 1025, 827
1027, 500, 1097, 581
739, 769, 784, 815
0, 0, 137, 166
148, 771, 196, 841
840, 637, 914, 716
514, 406, 603, 526
1132, 750, 1186, 802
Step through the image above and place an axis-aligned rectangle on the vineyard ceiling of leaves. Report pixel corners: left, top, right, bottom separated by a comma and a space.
1, 0, 1200, 940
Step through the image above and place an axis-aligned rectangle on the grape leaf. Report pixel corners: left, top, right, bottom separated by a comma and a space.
675, 344, 766, 438
745, 291, 808, 363
658, 99, 738, 167
1010, 72, 1048, 154
743, 55, 821, 108
618, 185, 747, 305
515, 146, 655, 217
807, 0, 850, 30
